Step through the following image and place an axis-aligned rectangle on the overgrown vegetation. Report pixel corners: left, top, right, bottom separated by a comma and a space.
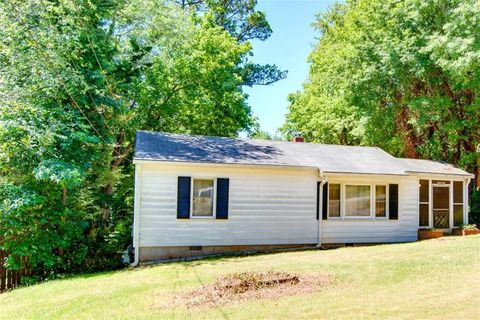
0, 0, 282, 276
282, 0, 480, 189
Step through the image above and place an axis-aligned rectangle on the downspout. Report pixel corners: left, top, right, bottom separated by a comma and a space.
317, 171, 328, 247
131, 164, 141, 267
465, 178, 472, 224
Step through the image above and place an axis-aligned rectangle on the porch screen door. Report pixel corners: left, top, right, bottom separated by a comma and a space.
433, 186, 449, 229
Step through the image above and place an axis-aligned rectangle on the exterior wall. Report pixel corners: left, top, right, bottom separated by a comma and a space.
321, 174, 419, 243
133, 161, 470, 262
137, 163, 319, 251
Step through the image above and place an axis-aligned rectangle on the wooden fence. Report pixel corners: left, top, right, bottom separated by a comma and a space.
0, 251, 30, 293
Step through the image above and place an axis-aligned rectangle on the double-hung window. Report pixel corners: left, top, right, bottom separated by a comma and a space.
328, 184, 341, 218
375, 185, 387, 218
192, 179, 215, 217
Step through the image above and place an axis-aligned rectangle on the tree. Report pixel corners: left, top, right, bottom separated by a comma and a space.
283, 0, 480, 186
173, 0, 288, 86
0, 0, 255, 274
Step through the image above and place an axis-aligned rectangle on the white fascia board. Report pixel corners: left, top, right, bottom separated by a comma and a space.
133, 159, 318, 172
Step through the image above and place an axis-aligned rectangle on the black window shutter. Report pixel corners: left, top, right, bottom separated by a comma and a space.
177, 177, 191, 219
316, 182, 320, 220
322, 182, 328, 220
389, 184, 399, 220
216, 178, 229, 219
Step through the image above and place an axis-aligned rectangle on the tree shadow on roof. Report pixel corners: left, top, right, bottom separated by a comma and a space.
136, 131, 285, 163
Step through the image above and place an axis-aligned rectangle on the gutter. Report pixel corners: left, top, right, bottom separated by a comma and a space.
131, 164, 142, 267
317, 172, 328, 247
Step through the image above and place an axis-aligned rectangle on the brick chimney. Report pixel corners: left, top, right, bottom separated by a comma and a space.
292, 134, 304, 143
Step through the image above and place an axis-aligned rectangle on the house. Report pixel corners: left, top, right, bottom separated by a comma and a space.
132, 131, 474, 264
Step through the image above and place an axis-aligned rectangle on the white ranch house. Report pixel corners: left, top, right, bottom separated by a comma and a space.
132, 131, 473, 264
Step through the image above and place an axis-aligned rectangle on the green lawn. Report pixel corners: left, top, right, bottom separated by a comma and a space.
1, 236, 479, 320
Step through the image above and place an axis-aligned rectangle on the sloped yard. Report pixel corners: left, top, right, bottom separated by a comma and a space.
0, 236, 479, 320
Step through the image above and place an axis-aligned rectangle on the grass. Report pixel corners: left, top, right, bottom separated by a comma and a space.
1, 236, 479, 320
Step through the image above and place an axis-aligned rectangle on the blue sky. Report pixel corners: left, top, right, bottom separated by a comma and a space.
244, 0, 336, 135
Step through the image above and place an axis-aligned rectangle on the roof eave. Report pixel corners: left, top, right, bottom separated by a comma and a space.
133, 158, 319, 171
404, 170, 474, 178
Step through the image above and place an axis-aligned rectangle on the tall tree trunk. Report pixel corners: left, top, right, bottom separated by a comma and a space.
101, 130, 133, 223
59, 187, 67, 257
395, 105, 419, 158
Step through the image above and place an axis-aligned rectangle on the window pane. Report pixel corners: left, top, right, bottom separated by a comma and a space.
345, 185, 371, 217
192, 179, 214, 216
328, 184, 340, 217
375, 185, 386, 217
419, 179, 429, 203
433, 187, 449, 209
419, 204, 429, 227
453, 181, 463, 204
454, 205, 463, 227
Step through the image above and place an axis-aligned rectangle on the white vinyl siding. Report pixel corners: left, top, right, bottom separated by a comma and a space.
138, 164, 318, 247
322, 175, 419, 243
134, 161, 469, 250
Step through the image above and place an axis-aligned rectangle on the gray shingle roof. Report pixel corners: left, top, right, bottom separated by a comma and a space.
134, 131, 473, 177
399, 158, 472, 176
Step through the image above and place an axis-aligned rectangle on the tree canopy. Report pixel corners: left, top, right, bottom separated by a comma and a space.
0, 0, 278, 274
283, 0, 480, 188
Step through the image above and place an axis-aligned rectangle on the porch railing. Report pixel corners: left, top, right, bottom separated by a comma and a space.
433, 210, 449, 229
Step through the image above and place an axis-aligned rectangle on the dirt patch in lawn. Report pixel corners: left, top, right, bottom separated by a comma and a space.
175, 271, 332, 308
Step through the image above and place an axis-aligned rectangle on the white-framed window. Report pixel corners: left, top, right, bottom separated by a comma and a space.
328, 183, 341, 218
453, 181, 464, 227
345, 184, 371, 217
418, 179, 430, 227
191, 178, 215, 218
375, 185, 388, 218
328, 182, 390, 220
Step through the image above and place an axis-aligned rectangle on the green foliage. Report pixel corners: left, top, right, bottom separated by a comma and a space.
458, 224, 478, 230
469, 188, 480, 225
174, 0, 287, 86
0, 0, 272, 276
283, 0, 480, 181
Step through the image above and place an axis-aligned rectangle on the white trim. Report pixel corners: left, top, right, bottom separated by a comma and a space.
317, 178, 328, 247
373, 184, 389, 219
133, 159, 318, 171
449, 181, 454, 229
428, 179, 433, 228
465, 178, 471, 224
452, 180, 465, 227
327, 182, 394, 221
418, 179, 430, 228
132, 164, 142, 267
344, 184, 373, 219
190, 177, 216, 219
327, 183, 342, 219
133, 159, 473, 178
